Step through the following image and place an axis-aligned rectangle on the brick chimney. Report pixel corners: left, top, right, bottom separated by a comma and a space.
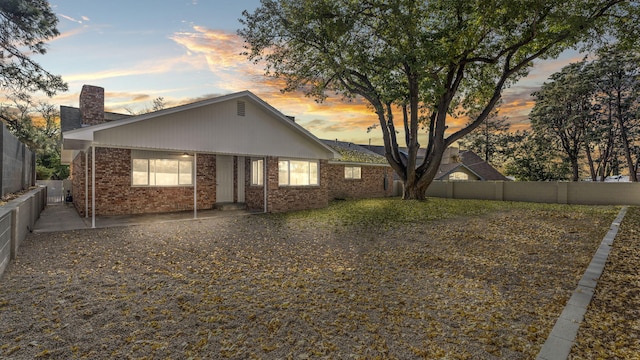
79, 85, 105, 126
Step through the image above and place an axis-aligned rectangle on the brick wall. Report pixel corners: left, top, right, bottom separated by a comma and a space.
71, 149, 393, 216
267, 158, 329, 212
79, 85, 105, 126
245, 157, 330, 213
326, 163, 395, 200
245, 157, 264, 212
70, 151, 86, 215
70, 148, 217, 216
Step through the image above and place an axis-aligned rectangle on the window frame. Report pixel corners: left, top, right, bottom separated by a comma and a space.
344, 166, 362, 180
131, 152, 194, 187
278, 159, 319, 187
251, 158, 264, 186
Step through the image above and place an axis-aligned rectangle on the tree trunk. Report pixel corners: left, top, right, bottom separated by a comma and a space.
615, 90, 638, 182
402, 182, 427, 200
585, 145, 597, 181
570, 158, 580, 182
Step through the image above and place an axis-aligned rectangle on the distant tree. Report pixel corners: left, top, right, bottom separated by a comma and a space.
503, 131, 569, 181
125, 97, 167, 115
0, 91, 67, 179
240, 0, 633, 199
459, 108, 510, 166
0, 0, 67, 96
528, 44, 640, 182
530, 61, 595, 181
151, 97, 166, 112
591, 45, 640, 181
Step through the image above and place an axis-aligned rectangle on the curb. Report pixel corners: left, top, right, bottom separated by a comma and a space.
536, 206, 628, 360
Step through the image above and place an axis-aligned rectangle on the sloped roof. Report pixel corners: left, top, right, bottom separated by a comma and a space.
61, 91, 339, 163
322, 140, 389, 165
459, 150, 510, 181
361, 144, 508, 181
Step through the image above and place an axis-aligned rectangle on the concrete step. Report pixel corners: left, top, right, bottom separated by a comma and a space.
215, 202, 247, 211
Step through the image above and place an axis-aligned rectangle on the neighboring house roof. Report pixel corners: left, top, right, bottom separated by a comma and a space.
322, 140, 389, 165
360, 144, 508, 181
458, 150, 510, 181
61, 91, 339, 164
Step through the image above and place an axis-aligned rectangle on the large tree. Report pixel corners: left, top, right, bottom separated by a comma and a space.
240, 0, 633, 199
0, 0, 67, 96
529, 61, 595, 181
593, 45, 640, 181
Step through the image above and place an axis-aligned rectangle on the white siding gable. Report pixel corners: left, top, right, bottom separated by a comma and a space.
90, 94, 335, 159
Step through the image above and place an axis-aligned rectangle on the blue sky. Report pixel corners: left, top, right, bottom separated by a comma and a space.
12, 1, 581, 145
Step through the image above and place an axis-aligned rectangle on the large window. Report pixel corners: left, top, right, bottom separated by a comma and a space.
344, 166, 361, 179
278, 159, 318, 186
251, 158, 264, 186
132, 156, 193, 186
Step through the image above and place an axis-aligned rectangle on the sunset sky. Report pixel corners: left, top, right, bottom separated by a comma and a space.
10, 0, 582, 146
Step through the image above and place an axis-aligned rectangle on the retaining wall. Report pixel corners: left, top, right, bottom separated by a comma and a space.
0, 187, 47, 278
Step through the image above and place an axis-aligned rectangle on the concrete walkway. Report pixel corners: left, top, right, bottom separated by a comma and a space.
32, 203, 251, 233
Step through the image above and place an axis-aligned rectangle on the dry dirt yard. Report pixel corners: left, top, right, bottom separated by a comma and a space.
0, 199, 620, 359
570, 206, 640, 359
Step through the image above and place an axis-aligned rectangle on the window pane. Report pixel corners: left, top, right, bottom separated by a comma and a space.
155, 159, 179, 185
149, 160, 156, 185
279, 160, 289, 185
132, 159, 148, 185
345, 166, 351, 179
353, 166, 361, 179
252, 159, 263, 185
179, 160, 193, 185
309, 161, 318, 185
290, 160, 309, 185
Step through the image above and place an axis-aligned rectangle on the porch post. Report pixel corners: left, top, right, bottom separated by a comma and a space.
263, 156, 267, 213
193, 152, 197, 219
85, 150, 88, 218
91, 145, 96, 229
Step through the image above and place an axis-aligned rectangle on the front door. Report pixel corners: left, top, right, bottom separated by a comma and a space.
216, 155, 234, 203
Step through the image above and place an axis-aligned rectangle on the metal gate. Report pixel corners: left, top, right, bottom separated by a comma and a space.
36, 180, 65, 203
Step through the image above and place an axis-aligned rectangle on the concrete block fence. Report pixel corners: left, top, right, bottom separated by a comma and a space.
422, 180, 640, 206
0, 187, 47, 278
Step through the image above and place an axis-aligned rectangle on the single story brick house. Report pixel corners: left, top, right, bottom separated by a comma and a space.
61, 85, 394, 223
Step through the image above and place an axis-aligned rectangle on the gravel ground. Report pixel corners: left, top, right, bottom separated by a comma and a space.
0, 203, 617, 359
